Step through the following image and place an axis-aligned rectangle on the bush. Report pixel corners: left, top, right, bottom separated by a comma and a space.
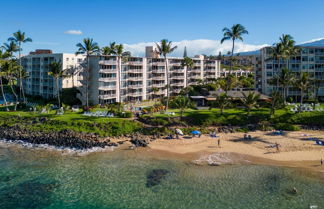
274, 123, 300, 131
118, 111, 133, 118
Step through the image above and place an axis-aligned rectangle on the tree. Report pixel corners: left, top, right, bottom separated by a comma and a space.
155, 39, 177, 111
269, 91, 284, 117
294, 72, 311, 112
8, 30, 32, 102
76, 38, 100, 106
2, 60, 20, 110
238, 75, 254, 89
276, 68, 294, 102
241, 92, 260, 115
48, 61, 68, 108
218, 74, 238, 93
170, 96, 195, 119
209, 93, 231, 114
3, 41, 19, 58
181, 56, 194, 88
0, 50, 10, 109
221, 24, 248, 71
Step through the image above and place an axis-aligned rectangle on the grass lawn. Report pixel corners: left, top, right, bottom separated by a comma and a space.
0, 110, 142, 137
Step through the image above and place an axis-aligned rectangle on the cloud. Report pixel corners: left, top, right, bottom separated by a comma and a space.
124, 39, 269, 57
64, 30, 83, 35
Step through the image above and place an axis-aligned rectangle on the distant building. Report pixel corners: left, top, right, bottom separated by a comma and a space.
21, 50, 85, 99
261, 38, 324, 101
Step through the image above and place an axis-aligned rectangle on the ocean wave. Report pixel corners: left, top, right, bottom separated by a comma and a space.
194, 152, 250, 165
0, 138, 115, 155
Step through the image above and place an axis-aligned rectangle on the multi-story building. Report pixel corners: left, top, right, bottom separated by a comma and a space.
84, 47, 220, 105
261, 38, 324, 101
220, 69, 253, 77
22, 50, 85, 99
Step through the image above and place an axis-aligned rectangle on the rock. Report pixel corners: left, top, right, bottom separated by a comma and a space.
146, 169, 169, 187
130, 139, 148, 147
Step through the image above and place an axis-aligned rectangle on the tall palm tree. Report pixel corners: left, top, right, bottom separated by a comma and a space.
76, 38, 100, 106
279, 34, 299, 68
2, 60, 20, 111
221, 24, 248, 71
155, 39, 177, 111
0, 50, 10, 109
276, 68, 294, 102
115, 44, 125, 103
8, 30, 32, 102
294, 72, 311, 112
48, 61, 68, 108
181, 56, 194, 88
269, 91, 284, 117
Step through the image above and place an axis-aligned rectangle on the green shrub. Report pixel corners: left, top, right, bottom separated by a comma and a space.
274, 123, 300, 131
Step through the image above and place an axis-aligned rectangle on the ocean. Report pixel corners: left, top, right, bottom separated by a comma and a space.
0, 144, 323, 209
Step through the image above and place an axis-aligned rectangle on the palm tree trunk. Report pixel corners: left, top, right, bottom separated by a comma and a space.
56, 78, 60, 108
18, 43, 26, 103
9, 78, 18, 111
0, 76, 8, 108
231, 38, 235, 71
300, 90, 304, 112
165, 56, 169, 111
118, 56, 121, 103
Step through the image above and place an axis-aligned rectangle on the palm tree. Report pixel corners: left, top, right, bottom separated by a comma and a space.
209, 93, 231, 114
221, 24, 248, 71
171, 96, 194, 120
8, 30, 32, 102
218, 74, 238, 93
268, 43, 285, 91
76, 38, 100, 106
2, 60, 20, 110
0, 50, 10, 109
155, 39, 178, 111
151, 87, 159, 102
269, 91, 284, 117
181, 56, 194, 88
276, 68, 294, 102
3, 41, 19, 58
294, 72, 311, 112
279, 34, 299, 68
241, 92, 260, 116
48, 61, 68, 108
115, 44, 125, 103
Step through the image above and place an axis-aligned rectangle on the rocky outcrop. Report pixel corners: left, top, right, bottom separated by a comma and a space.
0, 125, 115, 149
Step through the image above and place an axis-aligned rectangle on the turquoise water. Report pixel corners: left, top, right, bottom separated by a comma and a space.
0, 145, 323, 209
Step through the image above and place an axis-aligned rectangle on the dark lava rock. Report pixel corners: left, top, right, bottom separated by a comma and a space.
146, 169, 169, 187
130, 139, 148, 147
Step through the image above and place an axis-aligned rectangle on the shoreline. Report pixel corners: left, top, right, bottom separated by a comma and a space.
1, 129, 324, 179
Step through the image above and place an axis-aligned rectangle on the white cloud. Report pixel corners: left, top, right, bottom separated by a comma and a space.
123, 39, 268, 57
64, 30, 83, 35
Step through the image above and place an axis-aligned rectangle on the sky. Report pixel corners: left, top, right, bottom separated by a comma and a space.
1, 0, 324, 57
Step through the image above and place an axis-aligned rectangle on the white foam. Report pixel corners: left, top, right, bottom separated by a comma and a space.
0, 138, 114, 156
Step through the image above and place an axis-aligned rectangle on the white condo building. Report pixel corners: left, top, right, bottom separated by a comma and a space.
22, 50, 85, 99
82, 47, 220, 105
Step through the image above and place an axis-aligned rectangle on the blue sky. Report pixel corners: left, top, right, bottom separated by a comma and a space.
1, 0, 324, 56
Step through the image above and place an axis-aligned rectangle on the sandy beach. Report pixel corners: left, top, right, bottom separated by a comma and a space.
146, 130, 324, 176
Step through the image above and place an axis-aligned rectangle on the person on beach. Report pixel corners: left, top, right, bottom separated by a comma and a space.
321, 158, 323, 166
217, 139, 220, 147
275, 143, 280, 152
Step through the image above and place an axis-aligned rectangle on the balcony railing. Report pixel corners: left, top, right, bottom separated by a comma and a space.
99, 95, 117, 99
99, 77, 117, 82
99, 86, 116, 90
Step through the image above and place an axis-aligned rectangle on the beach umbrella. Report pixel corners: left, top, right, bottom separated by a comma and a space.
176, 129, 184, 135
191, 130, 201, 135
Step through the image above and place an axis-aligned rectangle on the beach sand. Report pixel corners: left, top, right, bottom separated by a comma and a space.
144, 130, 324, 177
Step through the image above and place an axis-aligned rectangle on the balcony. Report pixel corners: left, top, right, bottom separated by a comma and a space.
152, 69, 165, 73
128, 92, 142, 97
99, 69, 116, 73
127, 69, 142, 73
152, 76, 165, 80
99, 77, 117, 82
172, 89, 182, 94
171, 76, 185, 80
99, 94, 117, 99
151, 83, 165, 88
99, 86, 116, 90
189, 74, 201, 79
171, 82, 184, 87
151, 90, 165, 95
204, 68, 216, 72
128, 84, 143, 89
127, 77, 142, 81
127, 61, 143, 65
99, 60, 117, 65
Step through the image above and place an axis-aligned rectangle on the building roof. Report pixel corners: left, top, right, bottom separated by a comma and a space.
298, 38, 324, 48
234, 50, 261, 56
